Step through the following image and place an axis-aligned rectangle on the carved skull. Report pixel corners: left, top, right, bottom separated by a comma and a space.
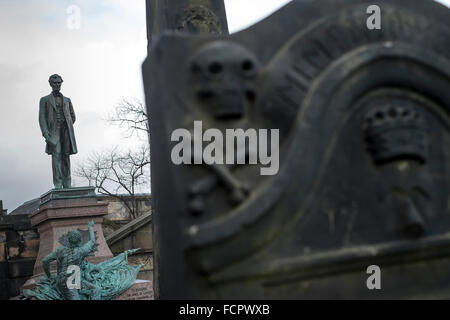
189, 41, 260, 120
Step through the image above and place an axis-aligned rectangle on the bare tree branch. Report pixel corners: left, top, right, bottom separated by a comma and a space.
74, 145, 150, 219
107, 98, 150, 141
77, 98, 151, 219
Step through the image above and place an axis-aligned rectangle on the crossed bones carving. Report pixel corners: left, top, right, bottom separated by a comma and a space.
188, 143, 252, 215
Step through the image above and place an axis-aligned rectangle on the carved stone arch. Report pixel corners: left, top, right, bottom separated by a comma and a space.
185, 5, 450, 274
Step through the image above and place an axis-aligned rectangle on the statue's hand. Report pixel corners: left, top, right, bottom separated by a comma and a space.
88, 220, 94, 229
44, 133, 57, 147
125, 248, 140, 255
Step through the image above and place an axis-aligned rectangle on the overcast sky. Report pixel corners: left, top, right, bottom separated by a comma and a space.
0, 0, 449, 212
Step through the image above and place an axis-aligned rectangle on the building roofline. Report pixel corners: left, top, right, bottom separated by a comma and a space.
105, 211, 153, 246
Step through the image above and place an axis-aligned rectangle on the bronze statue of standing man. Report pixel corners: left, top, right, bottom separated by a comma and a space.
39, 74, 78, 189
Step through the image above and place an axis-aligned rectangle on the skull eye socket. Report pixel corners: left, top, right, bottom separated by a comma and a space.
246, 90, 256, 102
242, 60, 254, 72
209, 62, 223, 74
197, 90, 213, 101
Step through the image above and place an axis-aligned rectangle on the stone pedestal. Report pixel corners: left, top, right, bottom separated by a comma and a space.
115, 280, 154, 300
22, 187, 113, 290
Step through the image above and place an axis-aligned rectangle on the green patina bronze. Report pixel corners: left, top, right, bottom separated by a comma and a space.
22, 221, 142, 300
39, 74, 77, 189
39, 186, 96, 205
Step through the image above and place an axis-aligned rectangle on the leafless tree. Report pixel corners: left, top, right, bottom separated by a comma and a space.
107, 98, 150, 141
76, 98, 151, 218
75, 145, 150, 219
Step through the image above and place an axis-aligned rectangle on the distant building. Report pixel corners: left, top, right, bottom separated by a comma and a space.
0, 203, 38, 300
8, 198, 39, 216
0, 201, 7, 216
96, 194, 152, 237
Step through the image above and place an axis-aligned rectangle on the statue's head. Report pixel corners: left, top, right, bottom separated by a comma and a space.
49, 74, 63, 93
66, 230, 82, 248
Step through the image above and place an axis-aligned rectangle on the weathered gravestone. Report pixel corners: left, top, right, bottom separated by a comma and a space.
144, 0, 450, 299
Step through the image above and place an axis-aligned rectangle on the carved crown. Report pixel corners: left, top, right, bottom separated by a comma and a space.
363, 104, 429, 164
